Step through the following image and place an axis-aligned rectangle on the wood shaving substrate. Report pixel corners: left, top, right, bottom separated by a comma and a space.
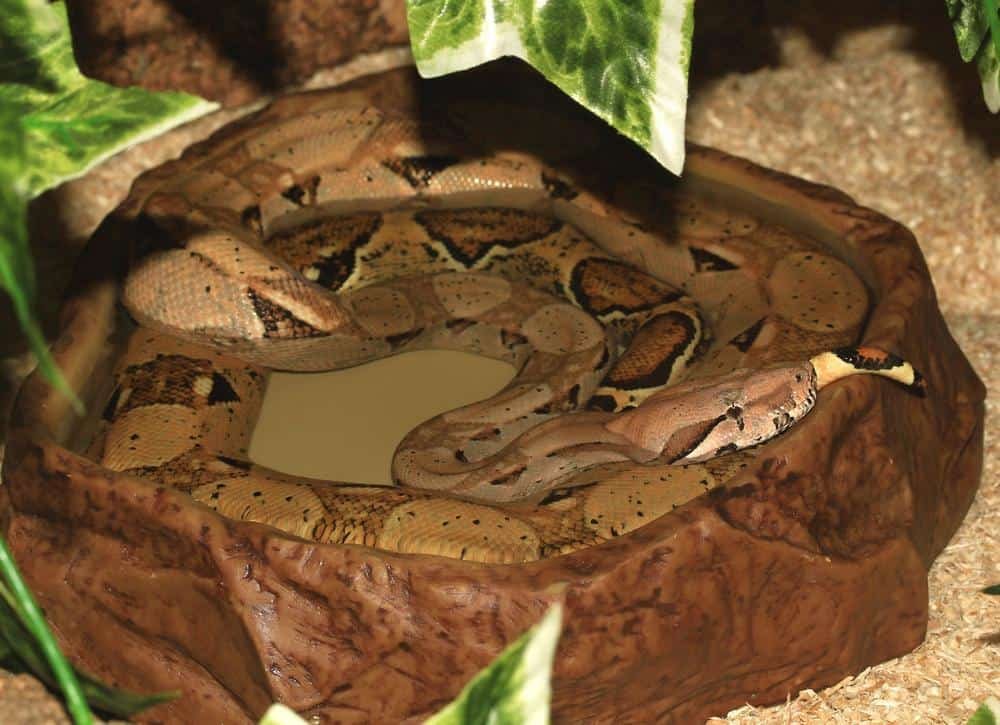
0, 49, 996, 725
690, 50, 999, 725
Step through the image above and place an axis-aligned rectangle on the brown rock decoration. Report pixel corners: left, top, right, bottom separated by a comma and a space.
63, 0, 410, 105
0, 67, 984, 723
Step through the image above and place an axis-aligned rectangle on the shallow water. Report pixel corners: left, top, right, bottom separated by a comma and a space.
249, 349, 515, 483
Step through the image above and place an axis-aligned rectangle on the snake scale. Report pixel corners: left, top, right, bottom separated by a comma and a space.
90, 89, 924, 564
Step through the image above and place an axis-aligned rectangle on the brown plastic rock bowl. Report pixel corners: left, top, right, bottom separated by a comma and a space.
0, 67, 984, 723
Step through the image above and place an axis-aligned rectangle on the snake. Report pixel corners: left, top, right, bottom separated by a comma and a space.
89, 87, 925, 564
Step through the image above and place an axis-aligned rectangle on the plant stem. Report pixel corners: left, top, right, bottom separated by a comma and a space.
0, 536, 93, 724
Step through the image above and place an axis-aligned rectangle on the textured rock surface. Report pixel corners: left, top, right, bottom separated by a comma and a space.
0, 2, 994, 723
689, 6, 1000, 722
63, 0, 410, 105
0, 64, 984, 723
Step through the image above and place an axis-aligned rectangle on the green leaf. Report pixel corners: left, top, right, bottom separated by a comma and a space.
0, 0, 72, 94
1, 0, 217, 193
983, 583, 1000, 595
946, 0, 1000, 111
72, 671, 178, 720
0, 106, 80, 412
20, 82, 216, 197
255, 605, 562, 724
0, 109, 33, 299
0, 0, 216, 403
259, 703, 311, 725
407, 0, 695, 174
0, 538, 93, 724
968, 697, 1000, 725
948, 0, 992, 61
977, 3, 1000, 111
407, 0, 486, 64
426, 603, 563, 725
0, 545, 177, 720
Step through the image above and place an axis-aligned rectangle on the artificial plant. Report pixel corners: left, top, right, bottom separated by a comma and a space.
0, 0, 997, 722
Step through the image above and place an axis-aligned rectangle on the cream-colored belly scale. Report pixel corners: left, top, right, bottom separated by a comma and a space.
92, 100, 923, 563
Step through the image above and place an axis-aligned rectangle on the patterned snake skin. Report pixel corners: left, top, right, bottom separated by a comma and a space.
87, 92, 923, 564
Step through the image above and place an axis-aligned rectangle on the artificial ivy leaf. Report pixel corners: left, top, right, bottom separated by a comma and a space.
426, 604, 562, 725
946, 0, 1000, 111
255, 605, 562, 724
0, 106, 79, 410
0, 0, 216, 402
948, 0, 991, 61
19, 81, 216, 197
967, 697, 1000, 725
0, 0, 217, 195
0, 0, 72, 93
0, 105, 34, 301
407, 0, 695, 174
258, 703, 310, 725
977, 23, 1000, 111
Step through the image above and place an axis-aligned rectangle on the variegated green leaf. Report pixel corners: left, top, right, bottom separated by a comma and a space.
2, 0, 217, 193
947, 0, 991, 61
256, 605, 562, 725
0, 0, 72, 93
258, 703, 310, 725
0, 0, 216, 404
977, 22, 999, 111
968, 697, 1000, 725
19, 81, 215, 197
0, 105, 79, 411
426, 604, 562, 725
946, 0, 1000, 111
407, 0, 694, 174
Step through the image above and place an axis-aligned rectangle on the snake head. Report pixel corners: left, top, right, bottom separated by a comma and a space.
605, 363, 818, 463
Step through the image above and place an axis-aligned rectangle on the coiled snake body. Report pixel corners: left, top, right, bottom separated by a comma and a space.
92, 92, 924, 563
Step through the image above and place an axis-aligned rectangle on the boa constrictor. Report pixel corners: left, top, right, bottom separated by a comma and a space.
92, 92, 924, 564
